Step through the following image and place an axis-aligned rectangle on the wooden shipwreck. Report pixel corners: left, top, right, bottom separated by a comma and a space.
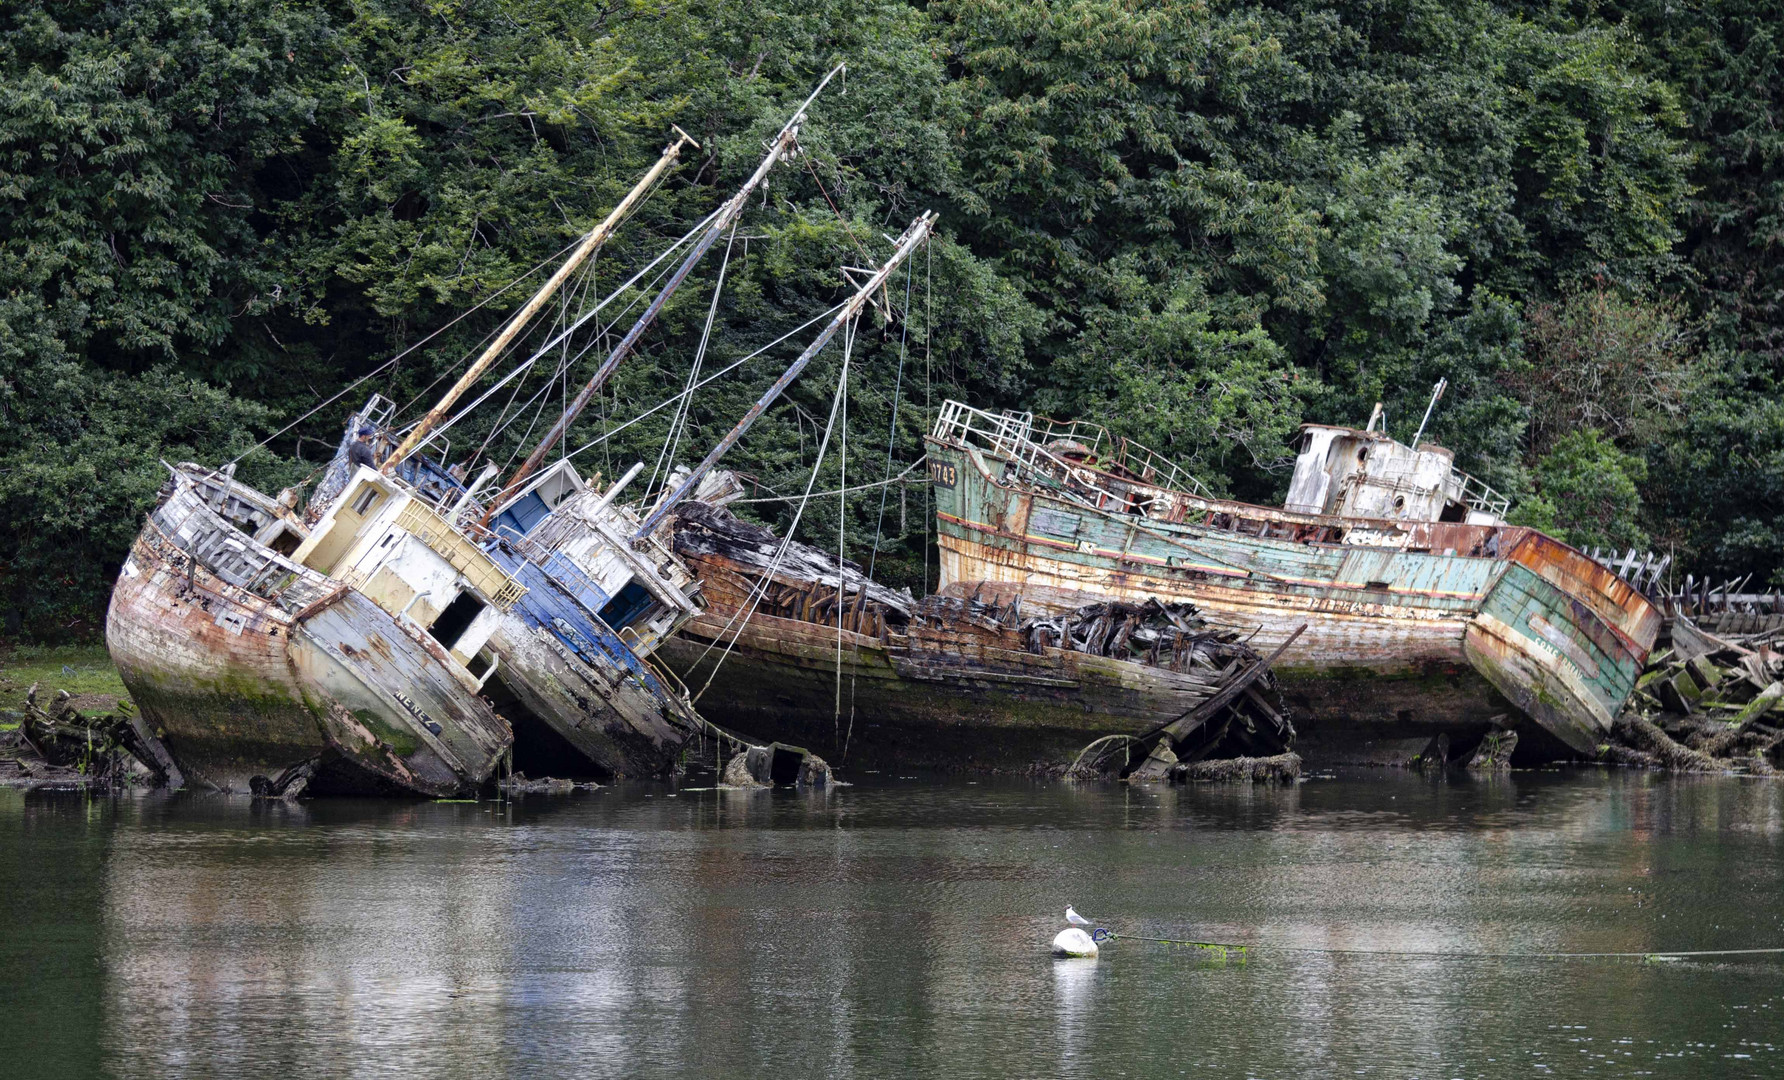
298, 396, 706, 782
658, 500, 1292, 773
106, 462, 513, 796
924, 400, 1662, 759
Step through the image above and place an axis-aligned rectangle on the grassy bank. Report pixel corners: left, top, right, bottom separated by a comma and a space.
0, 645, 130, 722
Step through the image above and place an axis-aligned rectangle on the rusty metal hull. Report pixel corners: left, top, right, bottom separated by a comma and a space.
928, 439, 1660, 755
104, 491, 511, 795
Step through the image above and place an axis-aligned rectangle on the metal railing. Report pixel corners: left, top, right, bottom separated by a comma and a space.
393, 499, 528, 611
1449, 469, 1511, 520
931, 400, 1212, 500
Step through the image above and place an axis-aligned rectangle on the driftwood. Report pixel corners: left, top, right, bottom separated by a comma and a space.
1613, 716, 1725, 772
1466, 728, 1519, 769
3, 684, 180, 788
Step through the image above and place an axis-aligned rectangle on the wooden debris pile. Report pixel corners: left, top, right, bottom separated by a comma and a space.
1603, 618, 1784, 774
1, 684, 181, 789
920, 593, 1273, 680
670, 501, 915, 634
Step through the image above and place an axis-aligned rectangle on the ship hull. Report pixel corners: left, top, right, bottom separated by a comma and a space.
480, 546, 702, 779
660, 553, 1288, 772
105, 486, 511, 795
928, 440, 1659, 757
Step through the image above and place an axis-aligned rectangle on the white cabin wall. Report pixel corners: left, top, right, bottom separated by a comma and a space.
451, 608, 503, 665
1284, 427, 1343, 514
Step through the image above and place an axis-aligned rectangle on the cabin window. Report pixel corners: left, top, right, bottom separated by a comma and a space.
351, 486, 384, 516
598, 580, 657, 631
428, 592, 485, 650
1356, 447, 1369, 465
1393, 495, 1406, 513
465, 650, 493, 680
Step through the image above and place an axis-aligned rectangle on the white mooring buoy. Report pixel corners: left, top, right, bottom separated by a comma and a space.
1051, 927, 1099, 958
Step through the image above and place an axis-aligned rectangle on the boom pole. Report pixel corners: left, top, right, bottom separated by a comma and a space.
384, 128, 696, 472
482, 64, 846, 523
631, 210, 938, 542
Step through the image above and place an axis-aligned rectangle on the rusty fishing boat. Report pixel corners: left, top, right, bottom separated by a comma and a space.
660, 498, 1293, 773
106, 459, 514, 796
327, 71, 875, 781
106, 82, 864, 791
299, 394, 705, 782
923, 399, 1661, 758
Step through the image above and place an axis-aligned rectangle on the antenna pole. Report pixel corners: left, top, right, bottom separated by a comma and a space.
631, 210, 938, 542
1411, 378, 1448, 449
384, 130, 696, 472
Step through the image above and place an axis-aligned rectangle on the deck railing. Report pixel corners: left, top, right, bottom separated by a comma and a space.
1449, 468, 1511, 520
393, 499, 527, 611
931, 400, 1212, 500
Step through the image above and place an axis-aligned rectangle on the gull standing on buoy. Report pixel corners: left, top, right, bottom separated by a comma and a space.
1066, 906, 1092, 928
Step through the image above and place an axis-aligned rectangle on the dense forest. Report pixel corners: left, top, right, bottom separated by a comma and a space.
2, 0, 1780, 640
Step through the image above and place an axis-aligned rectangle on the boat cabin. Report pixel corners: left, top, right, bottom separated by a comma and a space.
290, 465, 522, 672
1283, 424, 1507, 525
513, 477, 703, 654
488, 460, 587, 537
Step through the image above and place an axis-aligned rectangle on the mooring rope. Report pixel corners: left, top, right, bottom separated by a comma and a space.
1096, 930, 1784, 962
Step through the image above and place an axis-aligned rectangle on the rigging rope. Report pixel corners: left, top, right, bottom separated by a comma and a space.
554, 302, 846, 464
648, 220, 739, 502
835, 314, 853, 750
413, 209, 717, 471
923, 242, 934, 595
730, 459, 926, 503
224, 233, 589, 468
688, 315, 859, 703
866, 253, 917, 581
393, 147, 674, 422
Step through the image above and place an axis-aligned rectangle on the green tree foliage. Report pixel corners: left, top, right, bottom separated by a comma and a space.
0, 0, 1777, 639
1508, 284, 1692, 457
1517, 428, 1650, 552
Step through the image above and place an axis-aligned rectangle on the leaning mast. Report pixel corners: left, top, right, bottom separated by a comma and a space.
383, 129, 697, 473
632, 210, 938, 541
481, 64, 846, 522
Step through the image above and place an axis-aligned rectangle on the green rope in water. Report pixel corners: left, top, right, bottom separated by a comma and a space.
1102, 933, 1784, 962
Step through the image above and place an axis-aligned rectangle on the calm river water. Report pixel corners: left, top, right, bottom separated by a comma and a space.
3, 769, 1781, 1079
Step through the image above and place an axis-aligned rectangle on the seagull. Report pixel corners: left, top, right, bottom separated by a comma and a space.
1065, 906, 1092, 928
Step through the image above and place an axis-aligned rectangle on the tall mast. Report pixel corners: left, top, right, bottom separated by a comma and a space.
632, 210, 937, 542
482, 63, 846, 522
383, 130, 697, 473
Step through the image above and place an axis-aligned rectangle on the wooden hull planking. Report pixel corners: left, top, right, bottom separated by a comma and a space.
660, 549, 1282, 772
927, 439, 1659, 755
105, 486, 511, 795
481, 617, 699, 778
480, 545, 702, 778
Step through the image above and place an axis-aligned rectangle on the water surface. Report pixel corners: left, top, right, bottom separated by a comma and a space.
4, 769, 1781, 1078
